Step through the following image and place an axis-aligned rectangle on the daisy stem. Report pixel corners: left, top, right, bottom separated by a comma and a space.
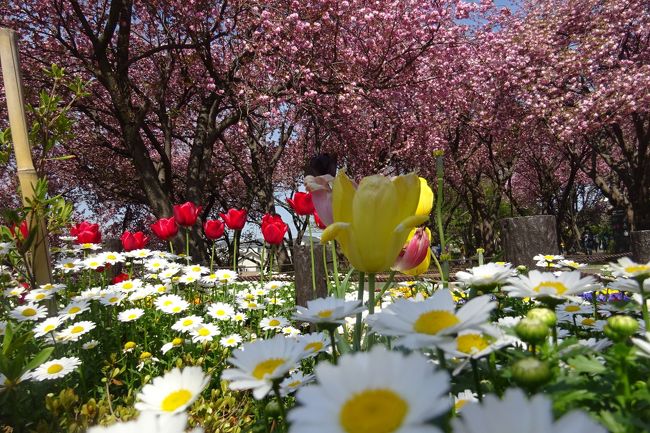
272, 380, 287, 422
328, 329, 338, 364
308, 217, 316, 294
437, 348, 447, 370
641, 290, 650, 331
367, 273, 376, 348
470, 358, 483, 402
354, 272, 365, 352
592, 292, 598, 321
322, 243, 330, 294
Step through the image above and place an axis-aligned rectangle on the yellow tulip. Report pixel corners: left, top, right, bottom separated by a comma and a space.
321, 172, 429, 273
416, 177, 434, 217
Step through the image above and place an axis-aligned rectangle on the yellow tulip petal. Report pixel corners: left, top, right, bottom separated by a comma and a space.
403, 248, 431, 276
391, 173, 421, 221
320, 222, 349, 243
415, 177, 434, 217
332, 171, 356, 224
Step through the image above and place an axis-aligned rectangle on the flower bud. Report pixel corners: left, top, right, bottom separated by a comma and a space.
139, 351, 152, 360
515, 318, 549, 345
123, 341, 136, 351
172, 337, 184, 346
604, 315, 639, 341
512, 357, 551, 387
526, 308, 557, 327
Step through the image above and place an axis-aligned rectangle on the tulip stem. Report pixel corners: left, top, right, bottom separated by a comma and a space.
185, 229, 190, 265
269, 245, 275, 276
168, 240, 174, 255
307, 217, 317, 294
210, 241, 216, 273
367, 273, 376, 348
354, 272, 365, 352
376, 271, 396, 306
260, 243, 265, 284
331, 241, 340, 296
322, 243, 330, 293
232, 230, 238, 272
435, 155, 449, 287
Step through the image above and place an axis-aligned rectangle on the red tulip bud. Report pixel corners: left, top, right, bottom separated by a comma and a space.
151, 217, 178, 241
173, 202, 202, 227
220, 208, 247, 231
203, 219, 225, 240
261, 213, 288, 245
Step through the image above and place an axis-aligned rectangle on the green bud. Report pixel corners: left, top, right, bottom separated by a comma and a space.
606, 315, 639, 339
515, 318, 549, 345
527, 308, 557, 327
512, 357, 552, 387
265, 400, 282, 419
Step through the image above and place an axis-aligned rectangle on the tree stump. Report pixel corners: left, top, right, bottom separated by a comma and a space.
631, 230, 650, 263
499, 215, 559, 269
293, 243, 328, 307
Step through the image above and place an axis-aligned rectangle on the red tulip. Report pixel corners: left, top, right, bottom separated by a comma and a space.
304, 175, 334, 225
9, 220, 29, 240
173, 202, 202, 227
287, 192, 315, 216
220, 208, 247, 231
111, 273, 130, 284
203, 219, 225, 240
313, 211, 328, 230
392, 227, 431, 272
151, 217, 178, 241
120, 230, 149, 252
70, 221, 102, 244
261, 213, 288, 245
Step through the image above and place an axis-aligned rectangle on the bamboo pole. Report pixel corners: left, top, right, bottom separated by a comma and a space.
0, 28, 53, 289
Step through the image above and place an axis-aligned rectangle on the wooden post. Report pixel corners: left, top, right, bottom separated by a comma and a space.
293, 243, 328, 307
0, 28, 53, 288
499, 215, 559, 269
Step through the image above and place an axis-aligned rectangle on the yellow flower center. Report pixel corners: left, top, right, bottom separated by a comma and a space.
68, 307, 81, 314
457, 334, 490, 354
124, 341, 136, 350
161, 389, 193, 412
564, 305, 580, 312
44, 324, 56, 332
128, 314, 137, 320
182, 319, 194, 326
268, 319, 281, 327
109, 297, 118, 303
123, 283, 134, 290
533, 281, 567, 295
339, 389, 408, 433
35, 294, 46, 300
172, 306, 182, 312
581, 318, 596, 326
624, 265, 650, 274
317, 310, 333, 318
304, 342, 324, 353
71, 326, 85, 334
455, 400, 469, 412
413, 310, 459, 335
543, 255, 555, 261
47, 364, 63, 374
198, 328, 211, 336
22, 308, 37, 317
64, 263, 75, 268
43, 284, 54, 290
172, 338, 183, 346
252, 358, 286, 379
216, 310, 225, 316
164, 300, 173, 306
288, 380, 302, 388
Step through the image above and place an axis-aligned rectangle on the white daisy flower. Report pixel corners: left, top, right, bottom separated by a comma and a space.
214, 269, 238, 283
190, 323, 220, 343
610, 257, 650, 279
455, 263, 513, 288
238, 300, 264, 311
4, 286, 25, 298
33, 316, 64, 338
178, 274, 200, 285
452, 388, 606, 433
0, 242, 12, 255
155, 294, 189, 314
559, 260, 587, 270
575, 316, 606, 331
232, 312, 247, 323
610, 277, 650, 293
59, 300, 91, 320
454, 389, 479, 413
82, 340, 100, 350
159, 268, 180, 280
297, 332, 330, 357
437, 326, 515, 359
56, 258, 82, 273
366, 290, 496, 349
135, 366, 210, 415
264, 281, 288, 291
126, 249, 153, 259
88, 412, 195, 433
289, 346, 450, 433
533, 254, 565, 262
28, 357, 81, 381
282, 326, 301, 337
280, 371, 315, 396
99, 291, 127, 307
220, 334, 243, 348
74, 242, 102, 251
153, 283, 172, 294
161, 338, 185, 355
83, 256, 105, 270
59, 321, 96, 342
253, 287, 269, 298
145, 258, 170, 272
118, 308, 145, 322
172, 315, 204, 333
98, 251, 125, 265
293, 296, 366, 325
24, 289, 54, 303
222, 335, 304, 399
632, 332, 650, 358
10, 304, 48, 322
129, 285, 157, 301
503, 270, 597, 299
112, 279, 143, 293
77, 287, 104, 301
183, 264, 208, 275
206, 302, 235, 321
266, 296, 286, 306
201, 273, 219, 286
536, 260, 562, 269
260, 316, 289, 331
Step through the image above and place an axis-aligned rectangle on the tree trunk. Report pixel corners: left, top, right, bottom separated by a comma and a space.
631, 231, 650, 264
293, 244, 327, 307
499, 215, 559, 268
